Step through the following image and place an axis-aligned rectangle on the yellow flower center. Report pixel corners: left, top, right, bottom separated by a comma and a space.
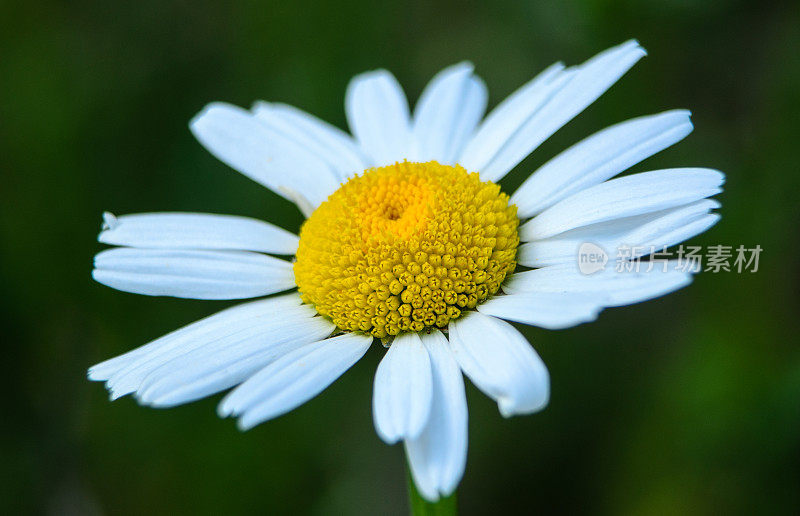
294, 161, 519, 339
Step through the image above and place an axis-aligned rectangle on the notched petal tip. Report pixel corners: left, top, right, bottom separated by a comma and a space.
498, 396, 549, 418
661, 108, 693, 128
87, 366, 107, 382
188, 103, 214, 129
108, 388, 128, 401
497, 376, 550, 418
250, 99, 270, 112
101, 211, 118, 232
237, 404, 288, 431
346, 68, 397, 91
445, 60, 475, 74
188, 101, 242, 134
622, 38, 647, 56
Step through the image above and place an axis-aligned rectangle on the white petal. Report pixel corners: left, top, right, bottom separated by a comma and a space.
345, 69, 411, 165
219, 332, 373, 430
136, 316, 335, 407
461, 40, 646, 181
458, 61, 569, 175
252, 101, 368, 181
405, 330, 468, 502
372, 332, 433, 444
92, 248, 295, 300
645, 213, 720, 253
88, 294, 303, 393
504, 261, 696, 307
98, 212, 299, 255
518, 199, 721, 267
190, 102, 340, 211
411, 62, 488, 165
477, 292, 602, 330
511, 110, 694, 217
448, 312, 549, 417
519, 168, 725, 241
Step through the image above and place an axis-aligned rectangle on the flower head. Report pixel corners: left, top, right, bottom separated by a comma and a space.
294, 161, 519, 338
90, 40, 723, 501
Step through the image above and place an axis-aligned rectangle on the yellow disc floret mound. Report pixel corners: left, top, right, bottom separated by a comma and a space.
294, 161, 519, 339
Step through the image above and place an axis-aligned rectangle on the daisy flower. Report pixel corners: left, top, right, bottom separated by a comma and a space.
89, 39, 723, 502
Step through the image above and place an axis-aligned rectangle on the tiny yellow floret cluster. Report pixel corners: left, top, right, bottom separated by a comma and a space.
294, 161, 519, 338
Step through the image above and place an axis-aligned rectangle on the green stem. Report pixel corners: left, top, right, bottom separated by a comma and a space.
407, 468, 457, 516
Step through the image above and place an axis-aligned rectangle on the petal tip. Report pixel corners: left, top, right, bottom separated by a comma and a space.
101, 211, 118, 231
108, 389, 127, 401
87, 367, 107, 382
623, 38, 647, 56
189, 101, 240, 134
375, 429, 401, 445
216, 398, 235, 418
236, 415, 261, 432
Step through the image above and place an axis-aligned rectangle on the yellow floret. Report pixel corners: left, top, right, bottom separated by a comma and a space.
294, 161, 519, 338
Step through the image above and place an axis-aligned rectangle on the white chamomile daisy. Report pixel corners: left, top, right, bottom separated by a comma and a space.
89, 39, 723, 501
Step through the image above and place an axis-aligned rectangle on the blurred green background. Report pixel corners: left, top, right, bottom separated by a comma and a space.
2, 0, 799, 514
